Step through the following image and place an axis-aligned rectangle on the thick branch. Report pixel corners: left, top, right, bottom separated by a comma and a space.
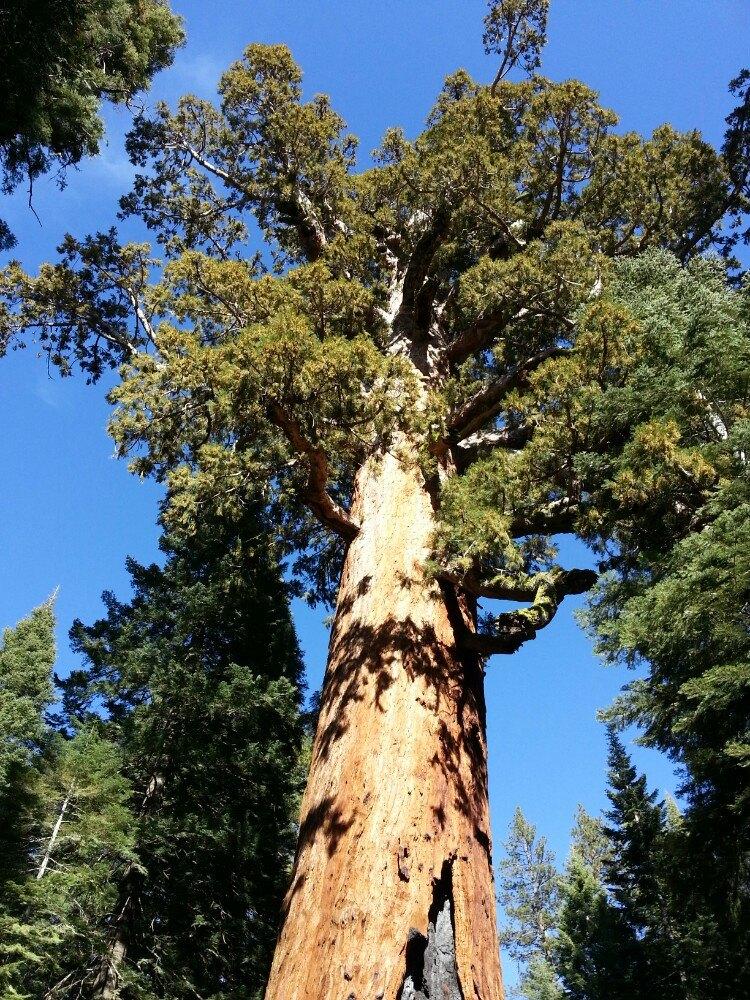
446, 347, 568, 442
267, 401, 359, 541
453, 567, 597, 655
276, 185, 328, 261
180, 142, 328, 262
446, 304, 574, 367
392, 206, 451, 341
509, 497, 580, 537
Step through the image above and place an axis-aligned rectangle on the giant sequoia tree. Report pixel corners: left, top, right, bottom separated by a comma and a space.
1, 2, 749, 996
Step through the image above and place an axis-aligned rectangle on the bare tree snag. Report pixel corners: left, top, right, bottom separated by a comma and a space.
264, 446, 503, 1000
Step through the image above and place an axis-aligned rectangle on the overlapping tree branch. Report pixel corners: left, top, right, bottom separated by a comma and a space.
266, 400, 359, 542
445, 566, 597, 655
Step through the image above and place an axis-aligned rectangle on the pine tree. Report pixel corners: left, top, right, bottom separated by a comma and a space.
497, 808, 561, 1000
63, 501, 306, 999
499, 808, 559, 967
2, 2, 749, 993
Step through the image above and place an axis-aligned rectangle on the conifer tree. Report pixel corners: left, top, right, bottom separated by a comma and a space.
582, 248, 750, 997
497, 808, 560, 1000
0, 605, 137, 1000
554, 856, 639, 1000
0, 602, 55, 889
1, 2, 749, 994
499, 808, 559, 966
63, 501, 306, 999
0, 0, 183, 251
568, 806, 608, 882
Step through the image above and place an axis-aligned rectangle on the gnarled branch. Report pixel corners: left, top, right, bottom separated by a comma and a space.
446, 346, 568, 442
267, 401, 359, 541
453, 566, 597, 655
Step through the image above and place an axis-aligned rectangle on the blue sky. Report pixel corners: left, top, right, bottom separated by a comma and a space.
2, 0, 749, 984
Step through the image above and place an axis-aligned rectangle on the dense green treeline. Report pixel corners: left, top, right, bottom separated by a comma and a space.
0, 504, 306, 999
501, 728, 749, 1000
499, 244, 750, 1000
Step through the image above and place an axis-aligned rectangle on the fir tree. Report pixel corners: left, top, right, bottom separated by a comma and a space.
63, 501, 306, 999
2, 2, 749, 992
0, 602, 56, 999
554, 856, 640, 1000
582, 249, 750, 998
602, 733, 665, 932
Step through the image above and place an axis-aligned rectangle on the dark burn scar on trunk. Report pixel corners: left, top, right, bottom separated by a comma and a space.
397, 860, 465, 1000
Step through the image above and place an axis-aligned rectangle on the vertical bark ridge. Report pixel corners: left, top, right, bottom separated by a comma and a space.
265, 447, 503, 1000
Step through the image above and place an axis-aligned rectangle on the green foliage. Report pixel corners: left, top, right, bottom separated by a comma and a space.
0, 606, 137, 1000
575, 251, 750, 996
1, 18, 747, 619
568, 805, 608, 882
555, 856, 640, 1000
0, 0, 183, 249
528, 734, 750, 999
498, 808, 559, 972
484, 0, 550, 87
519, 955, 563, 1000
0, 501, 305, 998
63, 501, 306, 998
0, 602, 55, 887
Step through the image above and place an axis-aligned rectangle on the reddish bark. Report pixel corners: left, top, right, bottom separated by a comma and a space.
265, 447, 504, 1000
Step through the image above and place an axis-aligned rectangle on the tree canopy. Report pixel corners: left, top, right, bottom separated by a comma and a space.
1, 11, 748, 645
0, 0, 183, 250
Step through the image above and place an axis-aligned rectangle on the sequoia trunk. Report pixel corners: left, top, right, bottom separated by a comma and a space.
265, 446, 504, 1000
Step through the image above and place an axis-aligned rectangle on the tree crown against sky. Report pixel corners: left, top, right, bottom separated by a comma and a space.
0, 0, 183, 250
0, 0, 748, 647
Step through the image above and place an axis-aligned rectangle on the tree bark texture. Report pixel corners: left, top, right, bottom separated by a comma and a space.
265, 446, 504, 1000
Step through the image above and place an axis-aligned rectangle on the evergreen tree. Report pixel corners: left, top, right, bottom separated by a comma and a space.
499, 807, 559, 967
63, 501, 306, 999
568, 806, 608, 882
582, 250, 750, 997
602, 733, 665, 931
0, 0, 183, 251
0, 602, 55, 887
0, 605, 137, 1000
497, 807, 561, 1000
2, 3, 749, 993
520, 955, 563, 1000
601, 734, 692, 999
555, 856, 640, 1000
553, 740, 730, 1000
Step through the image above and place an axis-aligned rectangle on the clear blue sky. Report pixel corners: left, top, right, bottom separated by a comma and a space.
2, 0, 748, 984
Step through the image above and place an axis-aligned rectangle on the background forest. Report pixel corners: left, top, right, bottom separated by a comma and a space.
1, 2, 749, 998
